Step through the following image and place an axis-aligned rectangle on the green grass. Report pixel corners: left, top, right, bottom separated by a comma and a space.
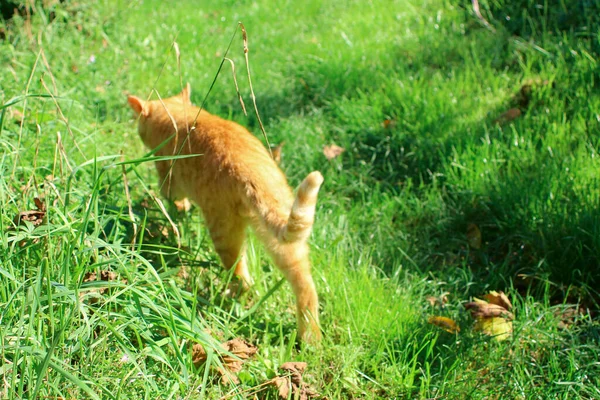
1, 0, 600, 398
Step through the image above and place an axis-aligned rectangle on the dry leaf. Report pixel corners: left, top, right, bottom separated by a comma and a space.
464, 301, 514, 320
271, 142, 284, 164
268, 361, 319, 400
494, 108, 521, 125
14, 197, 46, 227
272, 376, 291, 399
192, 338, 257, 385
426, 296, 438, 307
426, 292, 449, 307
483, 291, 512, 311
554, 305, 584, 330
428, 316, 460, 334
34, 197, 46, 212
466, 223, 481, 249
465, 292, 514, 341
323, 144, 345, 160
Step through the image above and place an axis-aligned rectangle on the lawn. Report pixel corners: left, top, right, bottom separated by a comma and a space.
1, 0, 599, 398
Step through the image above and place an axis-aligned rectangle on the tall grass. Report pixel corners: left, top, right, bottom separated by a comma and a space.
0, 0, 599, 398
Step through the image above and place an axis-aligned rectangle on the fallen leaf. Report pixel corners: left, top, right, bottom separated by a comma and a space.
464, 301, 514, 320
426, 292, 449, 307
33, 197, 46, 212
13, 197, 46, 227
466, 223, 482, 249
272, 376, 291, 399
474, 316, 512, 341
428, 316, 460, 333
323, 144, 345, 160
483, 291, 512, 311
271, 142, 284, 164
465, 292, 514, 341
267, 361, 320, 400
192, 338, 257, 385
554, 305, 584, 330
494, 108, 521, 125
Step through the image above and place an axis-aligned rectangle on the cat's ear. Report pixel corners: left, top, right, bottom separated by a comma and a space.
127, 95, 149, 117
180, 83, 192, 103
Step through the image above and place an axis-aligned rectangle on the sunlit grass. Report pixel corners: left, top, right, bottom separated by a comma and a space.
1, 0, 599, 398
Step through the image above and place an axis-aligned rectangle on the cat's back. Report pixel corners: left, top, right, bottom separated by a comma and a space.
183, 107, 293, 204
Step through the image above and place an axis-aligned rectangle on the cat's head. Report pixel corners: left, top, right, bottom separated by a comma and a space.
127, 84, 193, 144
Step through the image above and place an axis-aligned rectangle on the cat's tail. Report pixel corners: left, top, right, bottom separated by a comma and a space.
280, 171, 324, 243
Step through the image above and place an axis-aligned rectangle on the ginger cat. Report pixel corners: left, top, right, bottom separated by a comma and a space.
127, 85, 323, 342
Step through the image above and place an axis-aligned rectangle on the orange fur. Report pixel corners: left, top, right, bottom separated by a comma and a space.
127, 85, 323, 342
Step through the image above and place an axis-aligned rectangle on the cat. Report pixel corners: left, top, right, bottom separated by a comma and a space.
127, 84, 323, 342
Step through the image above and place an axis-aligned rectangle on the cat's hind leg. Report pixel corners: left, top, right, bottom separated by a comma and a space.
270, 242, 321, 343
205, 213, 253, 293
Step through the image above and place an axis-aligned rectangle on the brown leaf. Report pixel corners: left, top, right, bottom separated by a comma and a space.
464, 301, 514, 320
221, 338, 257, 372
271, 142, 284, 164
323, 144, 345, 160
426, 292, 449, 307
271, 376, 291, 399
192, 338, 257, 385
14, 210, 46, 227
281, 362, 307, 387
13, 198, 47, 228
191, 342, 207, 367
426, 296, 438, 307
483, 291, 512, 311
554, 305, 584, 330
428, 316, 460, 333
466, 293, 514, 341
494, 108, 521, 125
466, 223, 482, 249
268, 361, 320, 400
34, 197, 46, 212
